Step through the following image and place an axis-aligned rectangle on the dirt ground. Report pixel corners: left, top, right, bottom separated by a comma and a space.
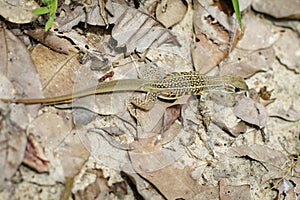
0, 0, 299, 199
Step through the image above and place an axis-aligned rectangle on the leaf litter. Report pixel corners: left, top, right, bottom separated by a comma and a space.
0, 0, 299, 199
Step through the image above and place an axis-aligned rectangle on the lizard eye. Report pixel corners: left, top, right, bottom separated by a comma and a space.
234, 87, 243, 93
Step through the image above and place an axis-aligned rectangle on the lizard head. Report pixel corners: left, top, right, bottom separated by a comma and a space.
222, 75, 249, 94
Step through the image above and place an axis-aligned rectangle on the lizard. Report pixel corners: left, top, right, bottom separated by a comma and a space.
0, 71, 248, 108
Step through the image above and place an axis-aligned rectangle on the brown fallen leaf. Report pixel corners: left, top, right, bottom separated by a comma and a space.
163, 104, 181, 132
26, 29, 72, 54
28, 111, 89, 179
269, 103, 300, 122
0, 26, 43, 100
31, 44, 81, 97
192, 0, 244, 73
56, 2, 107, 32
129, 141, 218, 199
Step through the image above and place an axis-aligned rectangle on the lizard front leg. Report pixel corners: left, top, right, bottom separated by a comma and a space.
127, 92, 158, 119
197, 92, 211, 131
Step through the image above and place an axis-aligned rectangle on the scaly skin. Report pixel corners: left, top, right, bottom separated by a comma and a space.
0, 72, 248, 104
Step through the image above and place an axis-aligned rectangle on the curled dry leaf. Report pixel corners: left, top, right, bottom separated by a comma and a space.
233, 94, 268, 128
56, 1, 107, 32
22, 133, 50, 173
156, 0, 188, 28
163, 104, 181, 132
252, 0, 300, 19
0, 0, 38, 24
192, 0, 244, 73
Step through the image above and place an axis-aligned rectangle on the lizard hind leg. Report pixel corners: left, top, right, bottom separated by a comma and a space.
127, 92, 158, 118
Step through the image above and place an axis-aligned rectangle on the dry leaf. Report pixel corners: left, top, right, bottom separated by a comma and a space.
110, 1, 180, 54
252, 0, 300, 19
26, 29, 72, 54
192, 0, 244, 73
220, 48, 274, 78
233, 94, 268, 128
273, 29, 300, 73
28, 111, 89, 180
269, 102, 300, 122
31, 44, 81, 97
228, 144, 287, 178
129, 143, 213, 199
0, 117, 27, 190
156, 0, 188, 28
237, 11, 280, 50
0, 0, 38, 24
56, 0, 109, 32
0, 26, 43, 100
219, 179, 251, 200
22, 133, 50, 173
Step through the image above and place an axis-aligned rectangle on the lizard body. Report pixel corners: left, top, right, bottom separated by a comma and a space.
0, 72, 248, 105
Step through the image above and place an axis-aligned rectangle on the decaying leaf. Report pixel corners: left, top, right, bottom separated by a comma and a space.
214, 144, 289, 186
28, 111, 89, 180
192, 0, 245, 73
129, 141, 216, 199
236, 11, 280, 50
228, 144, 287, 169
26, 29, 72, 55
73, 168, 128, 199
269, 101, 300, 122
31, 44, 81, 97
110, 1, 180, 54
234, 94, 268, 128
219, 179, 251, 200
0, 0, 38, 24
22, 133, 50, 173
0, 114, 27, 190
273, 29, 300, 73
220, 48, 274, 78
156, 0, 188, 28
0, 26, 43, 100
56, 1, 107, 32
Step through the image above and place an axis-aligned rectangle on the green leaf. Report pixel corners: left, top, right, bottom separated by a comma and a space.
49, 0, 58, 16
45, 17, 54, 31
32, 6, 50, 15
232, 0, 243, 32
